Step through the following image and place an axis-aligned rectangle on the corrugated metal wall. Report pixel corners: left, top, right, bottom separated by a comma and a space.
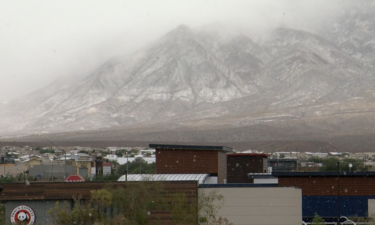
278, 176, 375, 219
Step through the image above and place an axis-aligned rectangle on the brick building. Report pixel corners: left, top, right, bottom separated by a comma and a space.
150, 144, 232, 184
1, 181, 197, 225
227, 153, 268, 183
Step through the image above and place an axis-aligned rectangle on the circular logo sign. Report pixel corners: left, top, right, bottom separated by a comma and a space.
10, 205, 35, 225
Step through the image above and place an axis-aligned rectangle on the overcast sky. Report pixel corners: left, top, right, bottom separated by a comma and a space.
0, 0, 341, 103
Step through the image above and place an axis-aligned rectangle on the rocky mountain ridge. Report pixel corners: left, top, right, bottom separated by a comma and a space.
2, 1, 375, 150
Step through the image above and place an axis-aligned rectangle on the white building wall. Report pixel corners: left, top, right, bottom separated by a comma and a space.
253, 178, 278, 184
203, 176, 218, 184
198, 187, 302, 225
368, 199, 375, 216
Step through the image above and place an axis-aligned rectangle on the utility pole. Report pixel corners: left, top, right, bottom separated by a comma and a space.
126, 152, 129, 181
64, 150, 66, 178
337, 161, 340, 225
45, 139, 67, 180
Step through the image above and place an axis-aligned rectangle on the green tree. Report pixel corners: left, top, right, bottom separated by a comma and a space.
48, 189, 113, 225
341, 158, 368, 172
311, 213, 325, 225
350, 213, 375, 223
0, 203, 5, 225
89, 174, 121, 182
39, 149, 55, 154
307, 157, 324, 164
48, 182, 233, 225
78, 150, 89, 154
169, 192, 198, 224
318, 158, 368, 172
0, 175, 15, 183
109, 182, 165, 224
198, 190, 233, 225
49, 182, 165, 225
117, 158, 155, 174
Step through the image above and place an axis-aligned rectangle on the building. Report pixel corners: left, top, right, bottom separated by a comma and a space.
70, 153, 93, 177
199, 184, 302, 225
106, 147, 118, 152
150, 144, 233, 184
0, 181, 302, 225
226, 153, 268, 183
268, 158, 298, 172
118, 173, 217, 184
25, 155, 42, 168
0, 181, 197, 225
274, 171, 375, 222
305, 152, 328, 158
271, 151, 298, 159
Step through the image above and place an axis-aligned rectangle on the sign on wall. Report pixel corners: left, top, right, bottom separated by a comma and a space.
10, 205, 35, 225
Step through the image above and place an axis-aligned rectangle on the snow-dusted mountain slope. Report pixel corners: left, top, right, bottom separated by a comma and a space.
1, 2, 375, 138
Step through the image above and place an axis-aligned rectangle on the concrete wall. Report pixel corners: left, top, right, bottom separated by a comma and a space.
0, 164, 26, 177
29, 164, 76, 180
368, 199, 375, 217
198, 186, 302, 225
253, 178, 278, 184
218, 151, 227, 184
6, 200, 71, 225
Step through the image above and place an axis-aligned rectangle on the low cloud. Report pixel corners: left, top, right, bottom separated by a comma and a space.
0, 0, 344, 102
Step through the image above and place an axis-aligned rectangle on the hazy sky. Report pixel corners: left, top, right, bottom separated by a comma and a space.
0, 0, 341, 102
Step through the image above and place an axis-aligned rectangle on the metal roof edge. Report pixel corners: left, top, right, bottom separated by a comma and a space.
149, 144, 233, 152
199, 183, 279, 188
272, 171, 375, 177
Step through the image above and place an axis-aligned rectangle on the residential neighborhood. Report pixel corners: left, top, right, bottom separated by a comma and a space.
0, 145, 156, 181
0, 144, 373, 181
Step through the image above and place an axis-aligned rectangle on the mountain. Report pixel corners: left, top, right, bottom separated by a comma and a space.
323, 1, 375, 73
1, 23, 266, 134
2, 2, 375, 152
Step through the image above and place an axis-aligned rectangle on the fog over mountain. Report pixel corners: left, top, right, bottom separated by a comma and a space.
2, 1, 375, 151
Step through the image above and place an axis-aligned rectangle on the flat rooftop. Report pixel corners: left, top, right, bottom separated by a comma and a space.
199, 183, 279, 188
149, 144, 233, 152
273, 171, 375, 177
227, 153, 268, 157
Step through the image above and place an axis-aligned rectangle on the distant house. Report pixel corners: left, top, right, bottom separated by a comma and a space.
328, 152, 341, 157
104, 154, 117, 162
140, 149, 155, 155
0, 156, 15, 164
25, 155, 42, 168
348, 153, 366, 160
22, 146, 32, 151
306, 152, 328, 158
106, 147, 118, 152
272, 152, 297, 159
71, 153, 93, 177
1, 146, 17, 151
